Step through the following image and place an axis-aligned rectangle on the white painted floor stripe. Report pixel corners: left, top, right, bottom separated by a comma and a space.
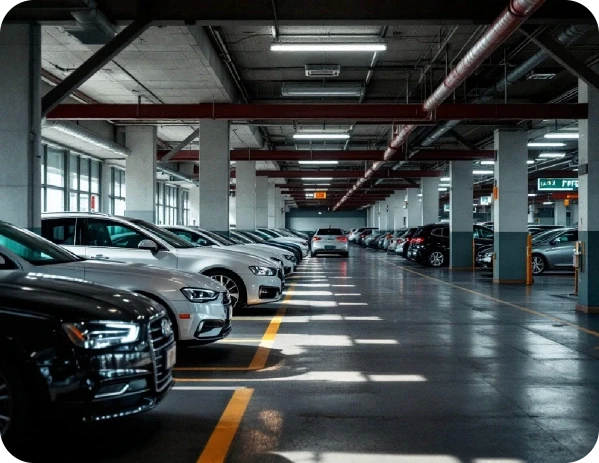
173, 386, 246, 391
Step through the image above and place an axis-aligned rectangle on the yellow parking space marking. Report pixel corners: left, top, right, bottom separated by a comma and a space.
196, 388, 254, 463
175, 284, 294, 372
383, 260, 599, 339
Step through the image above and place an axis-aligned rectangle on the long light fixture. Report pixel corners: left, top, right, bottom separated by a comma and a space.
294, 133, 350, 140
271, 43, 387, 52
543, 201, 554, 205
480, 160, 495, 165
528, 142, 566, 147
528, 193, 537, 197
440, 177, 450, 182
304, 188, 329, 191
544, 132, 579, 139
282, 84, 364, 97
438, 187, 448, 192
302, 177, 333, 181
298, 160, 339, 165
538, 152, 566, 158
527, 160, 535, 164
439, 183, 451, 188
473, 169, 494, 175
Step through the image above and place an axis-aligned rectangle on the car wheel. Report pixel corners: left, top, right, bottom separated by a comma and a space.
428, 251, 445, 267
531, 255, 547, 275
0, 360, 28, 448
204, 270, 247, 311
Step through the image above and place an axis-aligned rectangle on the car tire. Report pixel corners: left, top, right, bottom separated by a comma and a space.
0, 360, 28, 449
531, 254, 547, 276
204, 269, 247, 311
427, 251, 445, 267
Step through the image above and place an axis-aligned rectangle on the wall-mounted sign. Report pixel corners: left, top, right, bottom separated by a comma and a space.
314, 191, 327, 199
537, 178, 578, 191
480, 196, 492, 206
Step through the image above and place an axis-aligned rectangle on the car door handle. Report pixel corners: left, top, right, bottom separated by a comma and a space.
92, 254, 109, 260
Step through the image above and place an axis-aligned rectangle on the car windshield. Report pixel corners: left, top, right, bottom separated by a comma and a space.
316, 228, 344, 235
127, 219, 195, 249
217, 231, 249, 244
257, 229, 280, 238
244, 230, 270, 242
200, 230, 236, 246
533, 229, 564, 243
0, 222, 80, 266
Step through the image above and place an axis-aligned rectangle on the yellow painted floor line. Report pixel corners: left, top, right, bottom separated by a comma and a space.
196, 388, 254, 463
176, 284, 294, 372
382, 260, 599, 339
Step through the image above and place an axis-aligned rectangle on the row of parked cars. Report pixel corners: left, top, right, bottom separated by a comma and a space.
0, 213, 310, 448
349, 223, 575, 274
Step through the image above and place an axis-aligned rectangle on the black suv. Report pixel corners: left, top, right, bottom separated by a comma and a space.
406, 223, 494, 267
0, 272, 175, 448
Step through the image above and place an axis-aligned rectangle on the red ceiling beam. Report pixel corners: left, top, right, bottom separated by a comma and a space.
282, 182, 420, 189
230, 170, 443, 179
409, 150, 495, 161
47, 103, 587, 121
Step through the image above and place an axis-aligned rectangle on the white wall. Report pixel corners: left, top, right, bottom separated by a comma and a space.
286, 210, 367, 232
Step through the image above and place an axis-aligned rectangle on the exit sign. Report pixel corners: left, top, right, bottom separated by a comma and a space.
537, 178, 578, 191
314, 191, 327, 199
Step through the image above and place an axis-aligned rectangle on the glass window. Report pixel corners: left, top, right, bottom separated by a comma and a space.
110, 167, 126, 215
41, 218, 77, 245
69, 154, 78, 190
46, 149, 64, 187
79, 193, 89, 212
79, 158, 90, 192
46, 188, 65, 212
86, 219, 147, 249
91, 161, 100, 194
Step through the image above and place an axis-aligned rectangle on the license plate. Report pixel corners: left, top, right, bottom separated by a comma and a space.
325, 245, 336, 249
166, 344, 177, 369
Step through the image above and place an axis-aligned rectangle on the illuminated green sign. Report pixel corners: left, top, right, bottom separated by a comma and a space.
537, 178, 578, 191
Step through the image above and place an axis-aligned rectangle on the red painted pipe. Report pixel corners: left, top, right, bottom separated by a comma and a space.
334, 0, 547, 210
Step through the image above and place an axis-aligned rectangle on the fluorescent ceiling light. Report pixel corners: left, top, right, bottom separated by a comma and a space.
528, 142, 566, 147
304, 188, 328, 191
294, 133, 350, 140
302, 177, 333, 181
298, 160, 339, 165
538, 152, 566, 158
271, 43, 387, 52
417, 193, 422, 197
543, 201, 554, 205
480, 160, 495, 165
544, 132, 579, 139
438, 188, 448, 192
473, 170, 494, 175
527, 160, 535, 164
528, 193, 537, 197
282, 85, 364, 97
439, 183, 451, 188
573, 168, 579, 172
440, 177, 450, 182
305, 193, 315, 198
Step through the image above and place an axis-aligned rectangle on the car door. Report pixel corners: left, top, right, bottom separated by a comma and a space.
551, 230, 578, 267
82, 218, 178, 268
41, 217, 81, 254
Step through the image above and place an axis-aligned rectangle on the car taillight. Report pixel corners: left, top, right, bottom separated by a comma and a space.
360, 234, 365, 238
411, 237, 424, 244
313, 236, 322, 241
336, 237, 347, 242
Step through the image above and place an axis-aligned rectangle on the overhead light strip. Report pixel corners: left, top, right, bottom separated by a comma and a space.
271, 43, 387, 52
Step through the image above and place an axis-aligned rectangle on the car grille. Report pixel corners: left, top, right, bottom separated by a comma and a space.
148, 314, 175, 392
222, 291, 231, 306
277, 267, 284, 283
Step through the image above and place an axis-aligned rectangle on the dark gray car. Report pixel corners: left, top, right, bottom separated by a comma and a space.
531, 228, 578, 275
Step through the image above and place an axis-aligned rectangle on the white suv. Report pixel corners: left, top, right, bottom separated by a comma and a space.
41, 213, 283, 311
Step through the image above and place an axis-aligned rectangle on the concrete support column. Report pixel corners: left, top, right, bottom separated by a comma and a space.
267, 181, 277, 228
0, 24, 41, 230
449, 161, 474, 269
422, 177, 440, 224
554, 201, 567, 226
199, 121, 230, 230
394, 192, 406, 229
406, 188, 422, 227
379, 201, 388, 230
124, 126, 157, 222
370, 205, 376, 228
255, 176, 269, 228
493, 130, 528, 284
275, 191, 285, 228
577, 77, 599, 312
235, 162, 257, 229
386, 197, 395, 230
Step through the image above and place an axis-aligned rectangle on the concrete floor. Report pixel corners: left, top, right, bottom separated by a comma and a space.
13, 246, 599, 463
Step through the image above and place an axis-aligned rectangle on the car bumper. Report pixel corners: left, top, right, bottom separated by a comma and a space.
407, 246, 426, 263
312, 241, 349, 254
168, 295, 231, 343
244, 274, 282, 305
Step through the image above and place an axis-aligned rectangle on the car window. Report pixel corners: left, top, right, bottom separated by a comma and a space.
431, 228, 447, 238
41, 218, 77, 245
0, 252, 20, 270
127, 219, 194, 249
86, 219, 146, 248
556, 231, 578, 243
475, 226, 494, 239
316, 228, 344, 235
200, 230, 235, 246
412, 228, 426, 238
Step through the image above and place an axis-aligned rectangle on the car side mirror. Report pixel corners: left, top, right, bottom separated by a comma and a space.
549, 239, 558, 246
0, 255, 5, 265
138, 239, 158, 252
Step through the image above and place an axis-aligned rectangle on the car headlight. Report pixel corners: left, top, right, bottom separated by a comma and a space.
270, 257, 283, 266
283, 254, 296, 263
62, 321, 140, 349
181, 288, 219, 303
485, 251, 493, 257
249, 266, 276, 276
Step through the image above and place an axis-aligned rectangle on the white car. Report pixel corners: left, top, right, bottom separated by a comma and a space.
163, 225, 296, 275
41, 213, 283, 311
311, 227, 349, 257
0, 221, 231, 345
253, 228, 310, 257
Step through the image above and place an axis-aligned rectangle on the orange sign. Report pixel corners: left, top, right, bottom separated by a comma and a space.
314, 191, 327, 199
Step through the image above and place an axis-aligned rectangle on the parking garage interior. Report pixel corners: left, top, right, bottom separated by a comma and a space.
1, 0, 599, 462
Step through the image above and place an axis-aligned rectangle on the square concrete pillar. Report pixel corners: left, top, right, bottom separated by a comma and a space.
450, 161, 474, 269
393, 191, 406, 229
406, 188, 422, 227
422, 177, 440, 224
255, 176, 269, 228
235, 161, 257, 229
124, 125, 157, 223
267, 181, 277, 228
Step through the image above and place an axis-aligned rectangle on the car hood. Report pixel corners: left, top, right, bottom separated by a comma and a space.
225, 245, 283, 263
43, 260, 226, 293
176, 246, 276, 267
0, 271, 164, 322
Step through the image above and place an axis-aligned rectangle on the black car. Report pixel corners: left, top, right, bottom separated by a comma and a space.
407, 223, 494, 267
358, 229, 378, 246
0, 272, 175, 447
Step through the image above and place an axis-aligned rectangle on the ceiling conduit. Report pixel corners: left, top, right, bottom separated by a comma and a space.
333, 0, 547, 210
